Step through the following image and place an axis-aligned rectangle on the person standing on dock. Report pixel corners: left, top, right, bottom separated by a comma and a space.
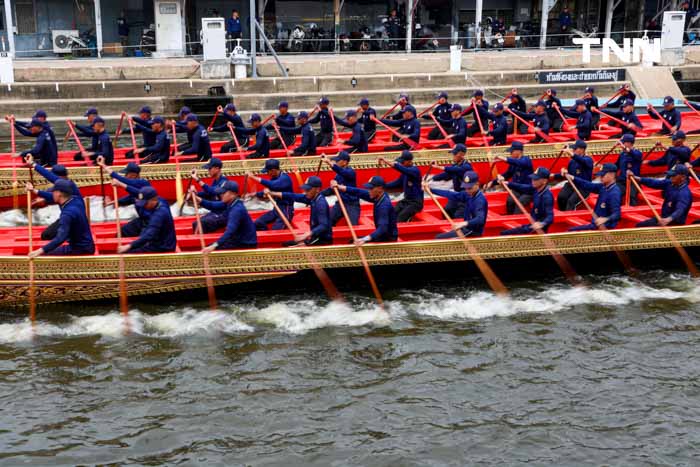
615, 134, 642, 206
332, 109, 367, 153
380, 150, 424, 222
309, 97, 335, 147
129, 106, 155, 159
133, 117, 171, 164
279, 111, 317, 156
630, 164, 692, 227
602, 99, 642, 138
117, 187, 176, 254
331, 176, 398, 244
564, 163, 622, 231
490, 141, 534, 215
210, 104, 248, 152
357, 98, 377, 142
510, 100, 550, 143
647, 97, 681, 136
646, 131, 691, 170
72, 108, 99, 161
27, 179, 94, 257
555, 99, 592, 141
235, 113, 270, 159
175, 114, 212, 163
423, 92, 451, 140
427, 171, 487, 239
321, 152, 360, 226
500, 167, 554, 235
12, 118, 57, 167
247, 159, 294, 230
380, 105, 421, 151
269, 101, 296, 150
267, 176, 332, 247
117, 11, 130, 56
225, 10, 243, 54
552, 140, 593, 211
429, 144, 472, 218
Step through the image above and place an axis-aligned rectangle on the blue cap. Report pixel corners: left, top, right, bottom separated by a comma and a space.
51, 165, 68, 177
202, 157, 223, 169
278, 101, 289, 108
139, 106, 152, 114
621, 134, 635, 143
549, 88, 557, 95
363, 176, 385, 188
345, 109, 357, 118
297, 111, 309, 119
461, 171, 479, 189
450, 143, 467, 154
152, 116, 165, 125
472, 89, 484, 97
506, 141, 524, 152
248, 113, 261, 123
185, 114, 199, 123
667, 164, 689, 177
135, 186, 159, 207
403, 105, 416, 116
93, 116, 105, 125
570, 140, 587, 150
494, 103, 504, 111
119, 162, 141, 174
53, 179, 73, 195
451, 103, 462, 112
530, 167, 550, 180
535, 100, 546, 108
261, 158, 280, 173
359, 98, 370, 106
300, 176, 322, 191
319, 97, 330, 105
623, 99, 635, 107
575, 99, 585, 106
215, 180, 240, 194
395, 150, 413, 162
663, 96, 674, 105
332, 151, 350, 162
179, 106, 191, 116
438, 91, 448, 99
595, 163, 618, 176
33, 110, 47, 119
224, 103, 237, 112
584, 86, 595, 93
399, 93, 409, 101
84, 107, 98, 116
30, 118, 43, 128
673, 131, 687, 140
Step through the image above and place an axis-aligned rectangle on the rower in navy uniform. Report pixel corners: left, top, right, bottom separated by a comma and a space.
380, 150, 424, 222
333, 109, 368, 153
630, 164, 692, 227
462, 89, 490, 137
427, 171, 487, 239
429, 143, 472, 218
9, 110, 58, 163
246, 159, 294, 230
72, 107, 99, 161
191, 181, 257, 252
647, 96, 681, 136
268, 101, 296, 150
553, 140, 593, 211
357, 98, 377, 142
510, 100, 550, 143
555, 99, 593, 140
507, 88, 528, 134
544, 89, 563, 131
15, 118, 57, 167
500, 167, 554, 235
235, 113, 270, 159
486, 103, 508, 146
133, 116, 171, 164
190, 158, 229, 233
117, 186, 177, 254
320, 151, 360, 225
423, 91, 452, 140
309, 97, 334, 147
380, 104, 421, 151
615, 134, 643, 206
173, 106, 193, 153
389, 94, 410, 120
27, 179, 94, 257
211, 103, 248, 152
603, 99, 643, 138
331, 176, 398, 244
583, 86, 600, 128
267, 175, 332, 247
279, 111, 317, 156
175, 114, 212, 162
100, 159, 153, 237
564, 163, 622, 231
79, 116, 114, 165
435, 104, 467, 146
646, 131, 691, 170
128, 106, 155, 159
489, 141, 534, 214
601, 84, 636, 110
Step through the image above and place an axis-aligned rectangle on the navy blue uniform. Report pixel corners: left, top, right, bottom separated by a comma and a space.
648, 107, 681, 135
255, 173, 294, 230
386, 163, 423, 222
34, 164, 83, 205
500, 155, 535, 215
486, 112, 509, 145
463, 100, 490, 137
18, 126, 56, 167
281, 123, 317, 156
636, 178, 692, 227
198, 175, 229, 201
132, 116, 157, 147
193, 175, 229, 233
127, 198, 177, 253
334, 118, 368, 153
615, 149, 643, 177
75, 123, 99, 152
568, 178, 622, 230
92, 131, 114, 165
181, 125, 212, 162
501, 184, 554, 235
202, 198, 257, 249
359, 107, 377, 137
508, 95, 528, 132
322, 164, 360, 226
556, 154, 593, 211
585, 94, 600, 127
110, 172, 152, 237
432, 160, 473, 218
545, 96, 563, 130
282, 193, 332, 245
604, 109, 643, 136
560, 108, 593, 140
511, 110, 551, 142
237, 126, 269, 158
41, 197, 95, 256
607, 91, 636, 109
309, 109, 334, 147
111, 171, 151, 207
424, 102, 452, 140
432, 189, 488, 238
380, 117, 421, 151
134, 124, 170, 163
648, 146, 692, 169
269, 113, 296, 149
344, 188, 398, 242
212, 113, 248, 152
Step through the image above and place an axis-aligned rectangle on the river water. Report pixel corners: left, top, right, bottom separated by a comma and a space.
2, 270, 700, 465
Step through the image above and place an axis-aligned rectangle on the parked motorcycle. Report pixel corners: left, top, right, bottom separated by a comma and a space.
413, 24, 439, 51
140, 25, 156, 56
288, 25, 305, 53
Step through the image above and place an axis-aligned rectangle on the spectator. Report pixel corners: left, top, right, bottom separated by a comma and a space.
117, 11, 129, 56
559, 6, 573, 46
226, 10, 243, 54
387, 8, 402, 50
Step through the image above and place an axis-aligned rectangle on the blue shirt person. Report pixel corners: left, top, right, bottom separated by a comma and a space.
236, 113, 270, 159
647, 97, 681, 135
102, 160, 154, 236
632, 165, 692, 227
501, 167, 555, 235
486, 103, 509, 145
552, 140, 593, 211
28, 179, 95, 258
268, 176, 333, 246
333, 176, 398, 244
423, 91, 452, 140
558, 99, 593, 140
614, 134, 643, 206
358, 98, 377, 137
130, 106, 157, 149
320, 151, 360, 226
78, 116, 113, 165
280, 111, 317, 156
177, 114, 212, 162
308, 97, 334, 147
333, 109, 368, 153
602, 85, 636, 110
226, 10, 242, 36
604, 99, 643, 136
430, 144, 473, 218
380, 150, 424, 222
491, 141, 534, 214
430, 171, 488, 239
191, 157, 229, 233
511, 101, 551, 142
210, 103, 248, 151
118, 186, 177, 254
197, 181, 257, 252
133, 116, 170, 163
380, 105, 421, 150
16, 119, 57, 167
436, 104, 468, 145
647, 131, 692, 170
567, 163, 622, 231
248, 159, 294, 230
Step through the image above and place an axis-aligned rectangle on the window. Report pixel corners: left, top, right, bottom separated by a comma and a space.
15, 0, 36, 35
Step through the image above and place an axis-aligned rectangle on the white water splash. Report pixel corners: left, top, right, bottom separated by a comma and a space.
145, 308, 253, 336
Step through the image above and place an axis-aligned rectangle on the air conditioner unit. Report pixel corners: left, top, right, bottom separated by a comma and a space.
52, 30, 79, 54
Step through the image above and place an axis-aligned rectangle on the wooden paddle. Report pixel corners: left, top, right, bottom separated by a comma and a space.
190, 193, 218, 311
226, 122, 243, 153
428, 113, 456, 148
471, 100, 498, 180
126, 117, 138, 154
504, 108, 553, 143
424, 184, 508, 295
629, 176, 699, 277
113, 112, 125, 146
647, 105, 676, 133
112, 184, 130, 326
370, 115, 419, 150
594, 141, 623, 165
170, 122, 184, 209
329, 108, 340, 145
207, 106, 222, 132
27, 190, 36, 328
417, 100, 439, 118
269, 121, 304, 186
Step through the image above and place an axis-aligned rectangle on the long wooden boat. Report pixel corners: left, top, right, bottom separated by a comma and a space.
2, 183, 700, 307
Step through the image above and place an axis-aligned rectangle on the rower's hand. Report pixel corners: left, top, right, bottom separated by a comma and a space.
531, 221, 544, 231
25, 182, 35, 192
561, 168, 569, 177
494, 155, 506, 162
497, 174, 506, 184
452, 221, 467, 231
595, 217, 608, 227
286, 150, 294, 156
552, 102, 558, 108
511, 88, 518, 95
355, 235, 371, 246
117, 245, 131, 254
202, 244, 217, 254
294, 233, 309, 243
430, 161, 441, 169
330, 180, 339, 189
685, 162, 692, 169
217, 105, 224, 113
378, 157, 388, 166
659, 216, 673, 226
190, 169, 199, 181
263, 188, 271, 196
626, 169, 634, 178
421, 180, 429, 190
111, 179, 126, 189
28, 248, 44, 259
96, 156, 106, 168
600, 103, 608, 109
646, 103, 653, 110
24, 154, 34, 166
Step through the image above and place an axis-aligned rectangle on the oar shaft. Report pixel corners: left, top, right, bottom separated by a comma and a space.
370, 116, 417, 149
329, 108, 340, 145
417, 100, 439, 118
26, 190, 36, 325
649, 106, 675, 132
594, 142, 621, 165
191, 194, 218, 310
428, 113, 455, 148
270, 121, 304, 185
226, 122, 243, 152
207, 109, 221, 131
112, 184, 129, 317
113, 112, 125, 146
380, 101, 400, 119
126, 117, 138, 153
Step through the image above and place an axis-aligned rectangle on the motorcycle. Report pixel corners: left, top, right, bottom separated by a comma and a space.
413, 24, 439, 51
140, 25, 156, 57
306, 23, 325, 52
288, 25, 305, 53
358, 26, 372, 52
